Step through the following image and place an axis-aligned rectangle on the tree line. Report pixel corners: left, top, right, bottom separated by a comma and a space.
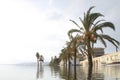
49, 6, 120, 80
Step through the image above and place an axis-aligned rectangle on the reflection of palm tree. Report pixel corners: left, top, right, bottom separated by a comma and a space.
36, 64, 44, 79
59, 66, 67, 79
69, 6, 119, 80
39, 65, 44, 78
36, 69, 39, 79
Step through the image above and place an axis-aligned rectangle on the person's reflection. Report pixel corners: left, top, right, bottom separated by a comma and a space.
36, 65, 44, 79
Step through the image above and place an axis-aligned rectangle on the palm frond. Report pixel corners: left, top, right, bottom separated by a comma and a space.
82, 6, 95, 31
101, 34, 120, 49
97, 22, 115, 31
79, 48, 86, 56
69, 29, 82, 33
79, 17, 84, 25
79, 17, 87, 31
89, 13, 104, 27
97, 34, 107, 47
70, 19, 81, 29
92, 19, 105, 33
94, 19, 105, 26
83, 12, 86, 25
68, 29, 81, 39
86, 6, 95, 19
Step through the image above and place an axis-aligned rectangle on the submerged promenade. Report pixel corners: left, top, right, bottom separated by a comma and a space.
80, 51, 120, 67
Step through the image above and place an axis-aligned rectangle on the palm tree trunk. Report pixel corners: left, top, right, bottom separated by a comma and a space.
68, 52, 71, 80
87, 38, 93, 80
65, 59, 67, 70
74, 46, 77, 80
87, 52, 93, 80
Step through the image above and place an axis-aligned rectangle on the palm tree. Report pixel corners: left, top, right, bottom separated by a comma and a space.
36, 52, 40, 70
59, 48, 68, 67
36, 52, 40, 59
71, 38, 77, 80
68, 30, 78, 80
69, 6, 120, 80
59, 42, 74, 80
65, 41, 74, 80
39, 55, 44, 66
67, 33, 84, 80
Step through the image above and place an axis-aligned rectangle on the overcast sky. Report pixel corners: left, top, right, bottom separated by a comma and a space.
0, 0, 120, 64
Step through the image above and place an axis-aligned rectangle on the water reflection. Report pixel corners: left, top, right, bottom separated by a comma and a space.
99, 65, 120, 80
59, 66, 68, 79
50, 65, 60, 77
36, 65, 44, 79
50, 64, 120, 80
35, 64, 120, 80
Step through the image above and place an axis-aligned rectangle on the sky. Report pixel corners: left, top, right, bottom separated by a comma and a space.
0, 0, 120, 64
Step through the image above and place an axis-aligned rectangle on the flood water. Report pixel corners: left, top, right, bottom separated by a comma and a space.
0, 64, 120, 80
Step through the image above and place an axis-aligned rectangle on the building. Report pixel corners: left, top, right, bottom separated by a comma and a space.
93, 48, 104, 57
